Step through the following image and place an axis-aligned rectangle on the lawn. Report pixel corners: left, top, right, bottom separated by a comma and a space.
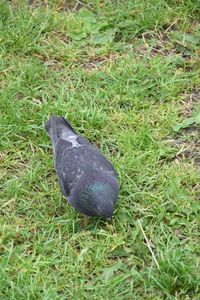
0, 0, 200, 299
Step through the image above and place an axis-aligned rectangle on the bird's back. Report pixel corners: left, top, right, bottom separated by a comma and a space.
45, 117, 117, 197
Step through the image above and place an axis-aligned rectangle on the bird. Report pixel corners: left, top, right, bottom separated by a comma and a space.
45, 116, 119, 221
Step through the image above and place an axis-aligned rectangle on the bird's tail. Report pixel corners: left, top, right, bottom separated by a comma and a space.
45, 116, 77, 145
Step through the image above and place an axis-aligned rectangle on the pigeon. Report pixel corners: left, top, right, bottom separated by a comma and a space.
45, 116, 119, 218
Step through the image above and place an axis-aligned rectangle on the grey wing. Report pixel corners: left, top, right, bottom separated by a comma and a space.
76, 136, 117, 175
54, 135, 118, 196
54, 139, 81, 196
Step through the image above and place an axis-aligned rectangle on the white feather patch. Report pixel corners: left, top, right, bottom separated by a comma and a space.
61, 133, 80, 148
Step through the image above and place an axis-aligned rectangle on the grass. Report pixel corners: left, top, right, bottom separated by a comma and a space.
0, 0, 200, 299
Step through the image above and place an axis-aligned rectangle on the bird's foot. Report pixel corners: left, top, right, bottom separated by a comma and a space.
81, 215, 88, 228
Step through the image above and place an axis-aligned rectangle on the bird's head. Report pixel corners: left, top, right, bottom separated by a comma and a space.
69, 171, 119, 218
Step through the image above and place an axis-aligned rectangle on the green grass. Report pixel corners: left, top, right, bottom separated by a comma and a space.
0, 0, 200, 299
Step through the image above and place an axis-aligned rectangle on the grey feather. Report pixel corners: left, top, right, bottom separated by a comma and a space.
45, 116, 119, 217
